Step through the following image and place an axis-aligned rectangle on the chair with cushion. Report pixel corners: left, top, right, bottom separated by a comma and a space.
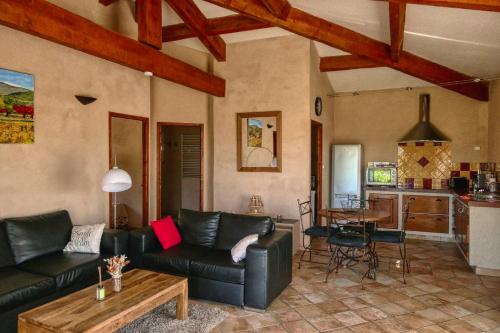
370, 202, 411, 283
325, 200, 376, 287
297, 199, 331, 268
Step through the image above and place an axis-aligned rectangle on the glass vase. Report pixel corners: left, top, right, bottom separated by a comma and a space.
112, 274, 122, 292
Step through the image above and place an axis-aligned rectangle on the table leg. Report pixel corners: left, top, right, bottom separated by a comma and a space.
176, 282, 188, 320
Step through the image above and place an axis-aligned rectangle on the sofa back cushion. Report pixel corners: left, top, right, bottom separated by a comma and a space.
0, 222, 15, 268
177, 209, 221, 248
3, 210, 73, 264
215, 213, 274, 251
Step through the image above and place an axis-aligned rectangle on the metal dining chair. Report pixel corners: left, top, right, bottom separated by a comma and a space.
324, 200, 376, 288
370, 202, 411, 283
297, 198, 331, 268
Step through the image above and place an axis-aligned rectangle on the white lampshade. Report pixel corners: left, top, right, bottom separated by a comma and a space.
101, 166, 132, 193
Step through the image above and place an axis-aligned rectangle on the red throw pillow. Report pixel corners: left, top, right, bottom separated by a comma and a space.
151, 216, 181, 250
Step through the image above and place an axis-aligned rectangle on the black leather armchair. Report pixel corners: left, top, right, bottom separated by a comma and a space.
245, 231, 292, 309
129, 209, 293, 310
0, 211, 129, 333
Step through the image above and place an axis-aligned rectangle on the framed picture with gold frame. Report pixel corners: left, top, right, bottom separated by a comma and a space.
236, 111, 282, 172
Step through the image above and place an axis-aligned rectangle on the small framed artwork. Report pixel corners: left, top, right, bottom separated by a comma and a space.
0, 68, 35, 144
237, 111, 282, 172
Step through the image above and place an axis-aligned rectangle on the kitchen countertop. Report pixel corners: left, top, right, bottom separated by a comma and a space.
365, 186, 500, 208
365, 186, 453, 194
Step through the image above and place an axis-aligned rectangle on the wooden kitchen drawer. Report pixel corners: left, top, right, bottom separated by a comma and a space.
406, 214, 449, 233
403, 195, 449, 215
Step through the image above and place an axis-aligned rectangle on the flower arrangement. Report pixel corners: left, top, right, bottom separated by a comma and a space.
104, 255, 130, 277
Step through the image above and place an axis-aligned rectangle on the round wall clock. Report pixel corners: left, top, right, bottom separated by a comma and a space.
314, 97, 322, 116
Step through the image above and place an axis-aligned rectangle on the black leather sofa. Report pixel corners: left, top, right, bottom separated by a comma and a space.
0, 210, 128, 333
129, 209, 292, 310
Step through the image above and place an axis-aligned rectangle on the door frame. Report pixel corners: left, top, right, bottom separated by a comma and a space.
311, 120, 323, 224
156, 122, 204, 219
108, 112, 149, 228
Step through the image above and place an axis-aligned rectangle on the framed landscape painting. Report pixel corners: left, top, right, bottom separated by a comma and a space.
0, 68, 34, 144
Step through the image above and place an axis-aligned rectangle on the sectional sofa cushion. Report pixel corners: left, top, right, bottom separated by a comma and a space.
18, 252, 103, 290
142, 243, 208, 276
151, 216, 181, 250
215, 213, 273, 251
3, 210, 73, 264
0, 222, 15, 268
190, 250, 246, 284
177, 209, 221, 248
0, 267, 55, 312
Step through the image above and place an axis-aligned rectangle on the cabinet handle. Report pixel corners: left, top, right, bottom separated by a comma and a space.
436, 198, 442, 202
409, 217, 415, 219
410, 198, 415, 201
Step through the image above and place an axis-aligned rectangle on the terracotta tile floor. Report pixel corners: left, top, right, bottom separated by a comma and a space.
210, 239, 500, 332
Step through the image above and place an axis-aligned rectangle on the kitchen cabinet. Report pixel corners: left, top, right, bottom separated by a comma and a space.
403, 195, 449, 233
403, 195, 449, 214
406, 214, 449, 233
368, 193, 398, 229
453, 198, 469, 261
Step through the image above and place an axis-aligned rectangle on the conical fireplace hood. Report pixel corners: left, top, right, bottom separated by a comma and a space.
399, 94, 449, 143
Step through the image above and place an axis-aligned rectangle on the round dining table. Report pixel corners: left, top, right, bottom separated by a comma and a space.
318, 208, 390, 224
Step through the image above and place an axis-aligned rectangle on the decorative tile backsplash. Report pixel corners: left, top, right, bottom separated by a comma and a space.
398, 142, 451, 189
397, 142, 498, 189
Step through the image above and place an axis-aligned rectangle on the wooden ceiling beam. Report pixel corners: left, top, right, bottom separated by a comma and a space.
320, 55, 383, 71
373, 0, 500, 12
166, 0, 226, 61
259, 0, 291, 19
389, 2, 406, 61
203, 0, 488, 101
0, 0, 225, 96
162, 15, 271, 42
137, 0, 162, 49
99, 0, 118, 5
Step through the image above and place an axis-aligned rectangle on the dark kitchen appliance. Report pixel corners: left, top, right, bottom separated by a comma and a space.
399, 94, 450, 143
450, 177, 469, 195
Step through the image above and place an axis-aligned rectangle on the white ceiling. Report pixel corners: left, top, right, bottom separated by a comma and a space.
164, 0, 500, 93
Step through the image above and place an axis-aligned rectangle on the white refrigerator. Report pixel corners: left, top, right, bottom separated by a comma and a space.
331, 144, 363, 208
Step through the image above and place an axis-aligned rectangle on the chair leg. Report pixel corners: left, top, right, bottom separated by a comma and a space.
298, 244, 310, 269
399, 243, 406, 284
325, 246, 339, 283
372, 242, 379, 268
404, 241, 410, 273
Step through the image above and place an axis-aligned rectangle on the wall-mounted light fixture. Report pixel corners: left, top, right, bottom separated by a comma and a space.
75, 95, 97, 105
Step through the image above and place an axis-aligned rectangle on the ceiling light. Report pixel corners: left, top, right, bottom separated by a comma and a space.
473, 78, 481, 83
144, 71, 153, 77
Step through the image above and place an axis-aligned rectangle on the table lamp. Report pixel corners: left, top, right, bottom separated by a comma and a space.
101, 160, 132, 229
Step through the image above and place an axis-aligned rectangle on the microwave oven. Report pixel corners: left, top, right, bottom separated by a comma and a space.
366, 167, 397, 186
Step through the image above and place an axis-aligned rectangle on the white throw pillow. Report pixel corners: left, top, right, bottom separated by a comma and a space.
63, 224, 105, 254
231, 234, 259, 263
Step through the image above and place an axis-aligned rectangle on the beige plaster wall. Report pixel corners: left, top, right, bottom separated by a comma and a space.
310, 42, 335, 209
0, 26, 150, 224
488, 80, 500, 162
150, 43, 213, 218
333, 86, 489, 164
212, 36, 311, 219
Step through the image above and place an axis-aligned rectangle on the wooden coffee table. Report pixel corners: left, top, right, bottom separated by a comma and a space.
18, 269, 188, 332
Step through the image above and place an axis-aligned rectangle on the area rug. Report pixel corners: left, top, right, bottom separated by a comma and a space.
117, 300, 229, 333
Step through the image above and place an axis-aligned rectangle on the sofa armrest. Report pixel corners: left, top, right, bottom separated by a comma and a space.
128, 227, 161, 267
244, 230, 293, 309
100, 229, 128, 256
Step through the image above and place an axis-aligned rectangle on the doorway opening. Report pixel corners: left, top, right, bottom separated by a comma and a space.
311, 120, 323, 225
108, 112, 149, 229
157, 123, 203, 218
